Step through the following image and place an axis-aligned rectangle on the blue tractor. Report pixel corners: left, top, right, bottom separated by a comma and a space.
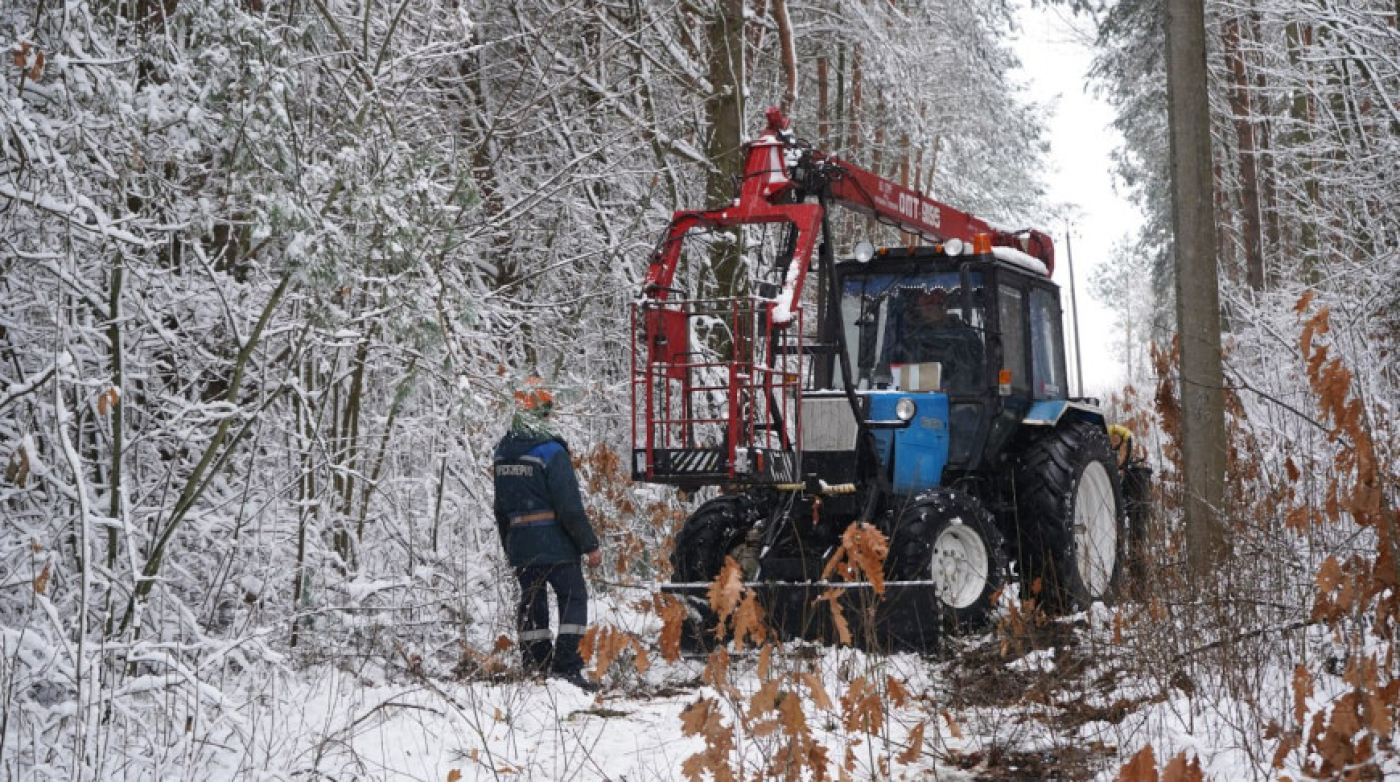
632, 110, 1149, 650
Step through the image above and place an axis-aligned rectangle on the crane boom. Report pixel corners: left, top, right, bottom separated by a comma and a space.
816, 150, 1052, 269
641, 107, 1053, 307
815, 149, 995, 245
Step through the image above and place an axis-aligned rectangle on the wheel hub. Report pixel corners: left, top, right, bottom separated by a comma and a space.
929, 522, 990, 609
1073, 461, 1118, 597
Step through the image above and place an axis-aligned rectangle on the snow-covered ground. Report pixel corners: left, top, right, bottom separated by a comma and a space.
98, 586, 1381, 781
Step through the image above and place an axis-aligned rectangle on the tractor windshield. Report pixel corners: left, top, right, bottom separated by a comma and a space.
837, 270, 987, 395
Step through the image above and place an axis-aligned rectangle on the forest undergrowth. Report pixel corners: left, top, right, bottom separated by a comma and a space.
375, 286, 1394, 781
539, 292, 1396, 781
2, 0, 1398, 776
2, 291, 1396, 779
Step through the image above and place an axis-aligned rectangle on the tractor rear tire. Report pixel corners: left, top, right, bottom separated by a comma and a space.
670, 496, 758, 582
1013, 420, 1127, 614
886, 491, 1008, 634
670, 497, 759, 652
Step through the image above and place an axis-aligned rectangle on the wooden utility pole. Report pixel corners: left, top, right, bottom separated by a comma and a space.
1165, 0, 1229, 572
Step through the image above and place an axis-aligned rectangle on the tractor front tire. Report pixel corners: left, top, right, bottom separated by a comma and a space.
1013, 420, 1127, 614
886, 490, 1008, 634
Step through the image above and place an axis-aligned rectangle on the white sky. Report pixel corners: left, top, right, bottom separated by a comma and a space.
1011, 0, 1145, 398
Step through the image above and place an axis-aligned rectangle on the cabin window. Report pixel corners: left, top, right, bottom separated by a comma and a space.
1029, 288, 1066, 399
998, 285, 1030, 396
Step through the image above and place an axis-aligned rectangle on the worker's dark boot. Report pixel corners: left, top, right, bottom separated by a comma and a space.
553, 669, 601, 693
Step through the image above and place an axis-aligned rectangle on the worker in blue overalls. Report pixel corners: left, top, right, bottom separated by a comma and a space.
492, 378, 602, 691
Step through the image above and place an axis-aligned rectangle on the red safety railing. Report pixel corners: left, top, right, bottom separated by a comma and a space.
631, 296, 803, 486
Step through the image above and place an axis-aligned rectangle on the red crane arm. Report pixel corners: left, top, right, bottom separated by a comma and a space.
818, 151, 994, 245
641, 108, 1054, 306
817, 153, 1055, 274
641, 115, 823, 307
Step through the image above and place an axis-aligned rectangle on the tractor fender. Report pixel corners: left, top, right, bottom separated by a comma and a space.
1020, 399, 1107, 429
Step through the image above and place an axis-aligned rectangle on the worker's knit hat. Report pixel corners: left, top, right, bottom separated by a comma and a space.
510, 377, 554, 436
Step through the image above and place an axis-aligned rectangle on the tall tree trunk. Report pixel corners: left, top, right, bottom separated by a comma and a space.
925, 136, 941, 194
334, 323, 371, 572
1221, 16, 1265, 290
104, 252, 125, 638
900, 132, 913, 249
1285, 22, 1320, 279
835, 49, 845, 149
292, 348, 316, 648
356, 356, 418, 542
1165, 0, 1229, 574
706, 0, 746, 299
846, 44, 863, 153
773, 0, 797, 114
1246, 11, 1281, 275
626, 0, 681, 209
1212, 154, 1236, 285
462, 16, 515, 292
842, 45, 862, 247
869, 124, 885, 235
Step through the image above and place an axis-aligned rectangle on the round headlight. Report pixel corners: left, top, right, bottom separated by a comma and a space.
895, 397, 917, 421
853, 241, 876, 263
944, 238, 965, 257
